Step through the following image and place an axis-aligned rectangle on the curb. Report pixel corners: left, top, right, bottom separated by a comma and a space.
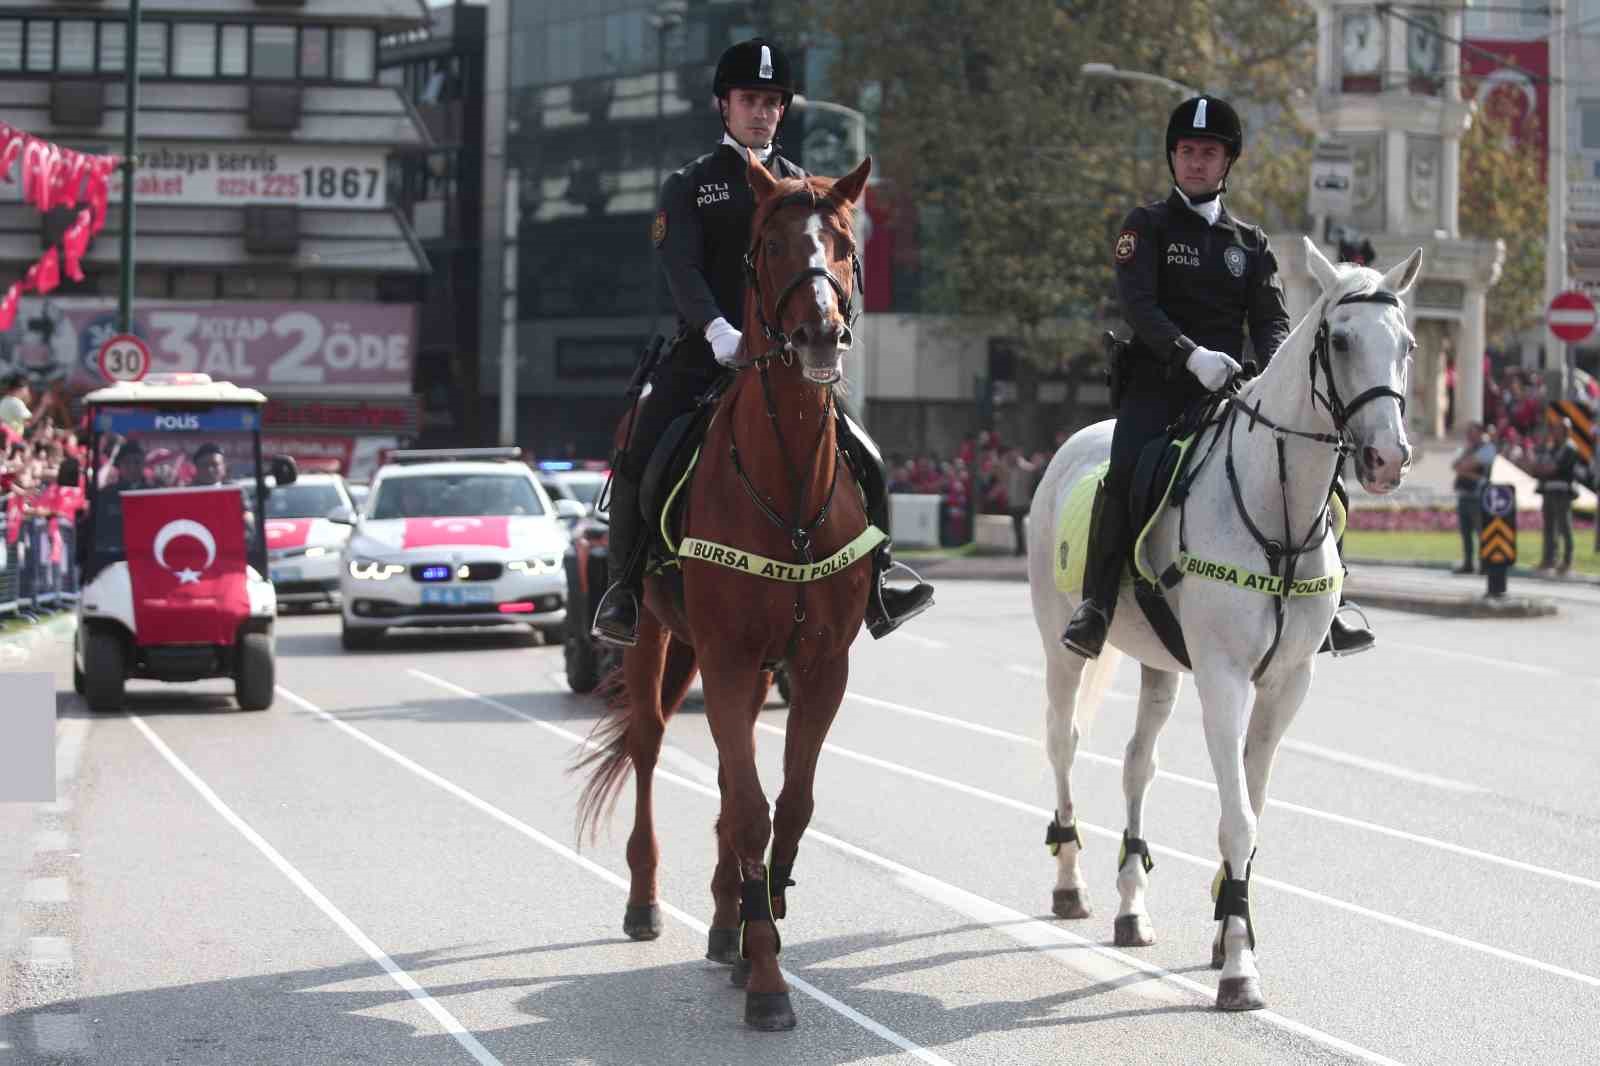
0, 613, 76, 672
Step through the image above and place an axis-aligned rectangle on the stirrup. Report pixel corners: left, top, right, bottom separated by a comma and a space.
885, 558, 930, 587
1325, 601, 1375, 658
590, 583, 640, 648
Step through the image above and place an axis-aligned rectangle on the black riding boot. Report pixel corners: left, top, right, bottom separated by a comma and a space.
1061, 482, 1130, 659
1320, 484, 1374, 658
837, 411, 935, 639
591, 470, 644, 648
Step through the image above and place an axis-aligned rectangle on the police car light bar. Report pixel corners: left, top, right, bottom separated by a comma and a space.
389, 447, 524, 465
536, 460, 575, 471
141, 373, 215, 387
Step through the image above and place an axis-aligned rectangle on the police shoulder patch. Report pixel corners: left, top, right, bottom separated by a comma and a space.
1114, 230, 1137, 264
651, 211, 667, 247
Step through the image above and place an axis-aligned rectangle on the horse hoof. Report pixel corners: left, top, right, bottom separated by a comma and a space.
705, 927, 740, 965
1216, 976, 1266, 1012
623, 904, 661, 941
730, 958, 751, 988
745, 990, 798, 1031
1210, 939, 1225, 970
1051, 889, 1091, 920
1112, 914, 1155, 947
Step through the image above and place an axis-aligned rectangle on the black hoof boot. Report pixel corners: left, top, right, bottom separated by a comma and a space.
623, 903, 661, 940
1060, 600, 1110, 659
744, 990, 798, 1031
866, 561, 935, 640
590, 584, 640, 648
1051, 888, 1090, 920
730, 958, 752, 988
706, 927, 740, 964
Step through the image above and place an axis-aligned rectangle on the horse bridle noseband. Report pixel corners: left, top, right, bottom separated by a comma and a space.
742, 189, 864, 355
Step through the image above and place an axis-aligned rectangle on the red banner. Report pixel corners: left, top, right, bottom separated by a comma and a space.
122, 487, 251, 646
402, 516, 510, 549
1462, 38, 1549, 177
265, 518, 313, 550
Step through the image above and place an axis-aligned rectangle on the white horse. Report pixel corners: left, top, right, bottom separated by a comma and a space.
1025, 238, 1421, 1011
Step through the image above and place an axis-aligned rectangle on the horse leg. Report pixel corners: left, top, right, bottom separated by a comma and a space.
1113, 665, 1181, 948
621, 617, 672, 940
1042, 645, 1092, 919
768, 657, 848, 919
700, 658, 794, 1031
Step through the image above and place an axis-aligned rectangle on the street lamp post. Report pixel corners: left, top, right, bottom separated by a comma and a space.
1079, 62, 1197, 101
649, 1, 686, 330
117, 0, 142, 333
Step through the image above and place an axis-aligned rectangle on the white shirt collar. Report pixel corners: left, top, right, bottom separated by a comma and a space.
1175, 186, 1223, 226
722, 132, 774, 163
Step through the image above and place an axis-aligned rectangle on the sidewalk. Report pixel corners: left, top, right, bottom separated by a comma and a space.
907, 552, 1572, 618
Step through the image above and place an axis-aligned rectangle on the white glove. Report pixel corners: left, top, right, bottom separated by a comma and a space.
1185, 346, 1241, 391
705, 317, 745, 368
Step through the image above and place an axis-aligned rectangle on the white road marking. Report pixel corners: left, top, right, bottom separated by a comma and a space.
1383, 639, 1589, 683
894, 632, 950, 650
845, 691, 1599, 891
749, 720, 1600, 991
1275, 738, 1485, 794
129, 715, 502, 1066
404, 669, 1408, 1066
293, 679, 954, 1066
1004, 662, 1134, 698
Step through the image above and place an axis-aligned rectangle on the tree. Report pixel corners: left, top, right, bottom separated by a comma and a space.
772, 0, 1318, 370
1458, 105, 1545, 345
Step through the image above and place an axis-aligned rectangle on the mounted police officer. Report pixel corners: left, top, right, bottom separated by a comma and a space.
592, 37, 934, 648
1060, 94, 1375, 660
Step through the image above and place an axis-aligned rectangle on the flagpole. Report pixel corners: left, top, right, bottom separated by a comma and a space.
117, 0, 140, 333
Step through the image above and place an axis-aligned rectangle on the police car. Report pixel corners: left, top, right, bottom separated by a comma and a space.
265, 472, 356, 608
338, 449, 583, 650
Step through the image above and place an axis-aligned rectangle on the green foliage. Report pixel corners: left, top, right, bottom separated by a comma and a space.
773, 0, 1317, 367
1459, 107, 1546, 345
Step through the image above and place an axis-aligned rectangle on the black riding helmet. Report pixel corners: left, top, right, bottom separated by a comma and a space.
713, 38, 796, 108
1166, 95, 1243, 197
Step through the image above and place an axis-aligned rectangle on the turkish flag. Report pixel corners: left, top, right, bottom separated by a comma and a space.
122, 487, 252, 646
265, 518, 313, 550
402, 516, 510, 549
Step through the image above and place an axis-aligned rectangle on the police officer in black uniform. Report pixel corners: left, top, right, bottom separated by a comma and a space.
591, 38, 934, 648
1060, 94, 1375, 660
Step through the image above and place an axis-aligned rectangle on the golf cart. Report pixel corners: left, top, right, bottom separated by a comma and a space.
74, 374, 297, 711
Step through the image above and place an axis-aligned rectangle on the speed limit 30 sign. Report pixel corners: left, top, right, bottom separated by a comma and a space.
97, 333, 152, 383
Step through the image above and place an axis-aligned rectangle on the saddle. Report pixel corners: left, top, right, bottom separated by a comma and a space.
637, 375, 733, 573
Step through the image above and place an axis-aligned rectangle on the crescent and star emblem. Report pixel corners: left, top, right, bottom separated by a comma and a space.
153, 519, 218, 585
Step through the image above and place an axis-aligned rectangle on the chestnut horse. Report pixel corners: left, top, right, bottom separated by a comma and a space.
577, 155, 875, 1032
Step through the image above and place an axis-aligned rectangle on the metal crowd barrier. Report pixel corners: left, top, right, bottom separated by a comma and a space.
0, 507, 77, 622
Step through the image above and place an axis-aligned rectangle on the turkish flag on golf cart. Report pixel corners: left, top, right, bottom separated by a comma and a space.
122, 487, 251, 646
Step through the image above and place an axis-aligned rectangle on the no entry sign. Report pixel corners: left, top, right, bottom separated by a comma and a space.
1547, 290, 1597, 344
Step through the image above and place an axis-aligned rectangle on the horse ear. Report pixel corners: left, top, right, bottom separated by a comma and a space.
747, 154, 781, 203
1304, 235, 1339, 292
830, 156, 872, 206
1381, 248, 1424, 295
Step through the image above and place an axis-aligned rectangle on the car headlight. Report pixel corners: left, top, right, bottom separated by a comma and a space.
507, 554, 563, 574
305, 546, 328, 559
348, 558, 405, 580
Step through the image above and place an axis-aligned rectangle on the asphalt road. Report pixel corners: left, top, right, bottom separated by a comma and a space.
2, 582, 1597, 1065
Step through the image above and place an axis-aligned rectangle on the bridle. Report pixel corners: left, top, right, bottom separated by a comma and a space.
742, 188, 864, 356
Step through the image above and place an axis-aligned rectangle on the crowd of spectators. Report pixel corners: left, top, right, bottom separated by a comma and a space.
1478, 363, 1599, 468
1, 374, 88, 612
887, 430, 1057, 549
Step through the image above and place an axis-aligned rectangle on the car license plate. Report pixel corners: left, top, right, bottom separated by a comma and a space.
421, 586, 494, 606
271, 567, 301, 583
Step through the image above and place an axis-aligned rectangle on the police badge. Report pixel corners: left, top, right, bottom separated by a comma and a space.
1114, 230, 1137, 264
651, 211, 667, 247
1223, 246, 1246, 278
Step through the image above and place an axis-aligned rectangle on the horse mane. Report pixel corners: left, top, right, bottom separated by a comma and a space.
748, 174, 858, 241
1235, 261, 1390, 406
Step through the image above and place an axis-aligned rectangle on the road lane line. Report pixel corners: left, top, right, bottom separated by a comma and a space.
748, 720, 1600, 992
1273, 738, 1485, 794
894, 633, 950, 650
842, 693, 1600, 891
1383, 639, 1590, 683
281, 682, 953, 1066
403, 670, 1410, 1066
128, 715, 502, 1066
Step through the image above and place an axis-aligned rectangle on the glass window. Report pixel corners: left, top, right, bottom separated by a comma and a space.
59, 21, 95, 73
547, 20, 581, 83
299, 26, 328, 79
603, 12, 645, 71
252, 25, 295, 79
332, 27, 374, 81
138, 22, 167, 75
219, 25, 246, 76
1583, 102, 1600, 151
173, 24, 215, 77
100, 22, 125, 73
26, 20, 52, 72
0, 20, 23, 71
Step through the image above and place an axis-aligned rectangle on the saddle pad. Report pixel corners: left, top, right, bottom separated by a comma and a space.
1053, 460, 1109, 597
1133, 435, 1196, 586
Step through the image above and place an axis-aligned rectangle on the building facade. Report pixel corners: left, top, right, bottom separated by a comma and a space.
0, 0, 434, 476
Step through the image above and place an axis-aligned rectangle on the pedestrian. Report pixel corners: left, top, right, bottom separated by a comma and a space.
1532, 418, 1581, 576
1449, 420, 1497, 574
1060, 95, 1375, 660
1003, 447, 1039, 556
589, 37, 932, 647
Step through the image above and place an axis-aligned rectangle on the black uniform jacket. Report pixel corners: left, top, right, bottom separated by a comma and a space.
653, 142, 807, 335
1113, 189, 1290, 397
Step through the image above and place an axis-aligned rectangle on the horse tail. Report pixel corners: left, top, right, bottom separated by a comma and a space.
1073, 644, 1124, 737
573, 663, 634, 845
